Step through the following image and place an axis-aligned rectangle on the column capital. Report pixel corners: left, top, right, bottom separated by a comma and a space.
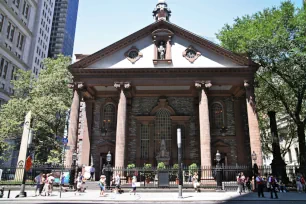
195, 81, 212, 89
114, 82, 131, 90
68, 82, 85, 90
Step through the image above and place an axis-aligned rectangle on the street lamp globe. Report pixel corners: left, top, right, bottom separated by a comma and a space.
251, 151, 257, 162
106, 151, 111, 163
216, 150, 221, 162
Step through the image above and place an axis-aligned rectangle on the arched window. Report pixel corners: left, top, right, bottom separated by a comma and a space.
211, 102, 224, 129
102, 104, 116, 130
155, 109, 172, 156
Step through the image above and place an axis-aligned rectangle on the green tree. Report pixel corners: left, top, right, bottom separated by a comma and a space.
216, 1, 306, 170
0, 55, 72, 164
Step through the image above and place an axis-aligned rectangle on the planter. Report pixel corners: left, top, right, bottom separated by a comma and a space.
176, 178, 179, 185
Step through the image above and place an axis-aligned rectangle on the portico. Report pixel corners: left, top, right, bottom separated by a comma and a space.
66, 0, 263, 178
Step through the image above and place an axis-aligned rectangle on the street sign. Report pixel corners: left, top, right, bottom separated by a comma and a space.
62, 138, 68, 144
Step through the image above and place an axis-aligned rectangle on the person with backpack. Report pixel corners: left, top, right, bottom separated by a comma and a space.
256, 173, 265, 198
268, 174, 278, 199
300, 174, 305, 192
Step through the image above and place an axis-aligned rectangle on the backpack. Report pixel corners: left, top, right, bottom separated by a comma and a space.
270, 177, 275, 185
301, 177, 305, 184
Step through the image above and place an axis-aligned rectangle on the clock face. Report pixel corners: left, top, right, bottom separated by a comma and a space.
128, 50, 138, 59
186, 49, 196, 58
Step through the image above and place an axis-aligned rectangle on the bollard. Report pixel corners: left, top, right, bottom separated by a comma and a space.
0, 186, 4, 198
8, 189, 10, 198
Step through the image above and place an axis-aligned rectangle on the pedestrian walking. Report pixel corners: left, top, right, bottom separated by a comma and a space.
90, 165, 95, 181
99, 175, 106, 197
300, 174, 305, 192
237, 173, 243, 195
245, 177, 251, 192
256, 173, 265, 198
268, 174, 278, 199
43, 174, 50, 196
240, 172, 246, 192
115, 173, 121, 194
34, 173, 42, 196
48, 173, 55, 195
192, 172, 199, 192
279, 179, 287, 193
39, 174, 46, 196
75, 172, 85, 194
296, 173, 303, 193
130, 176, 137, 195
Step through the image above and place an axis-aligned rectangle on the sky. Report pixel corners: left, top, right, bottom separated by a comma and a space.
73, 0, 303, 56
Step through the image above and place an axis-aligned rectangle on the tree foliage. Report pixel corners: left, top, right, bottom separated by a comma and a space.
216, 1, 306, 170
0, 55, 72, 164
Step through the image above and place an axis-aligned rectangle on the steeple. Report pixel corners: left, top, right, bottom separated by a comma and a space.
153, 0, 171, 22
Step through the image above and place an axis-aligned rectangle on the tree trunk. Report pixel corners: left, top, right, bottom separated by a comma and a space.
297, 123, 306, 173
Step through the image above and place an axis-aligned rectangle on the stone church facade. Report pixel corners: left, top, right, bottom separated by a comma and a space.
66, 0, 263, 177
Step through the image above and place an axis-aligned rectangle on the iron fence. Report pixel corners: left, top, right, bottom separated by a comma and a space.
0, 165, 301, 191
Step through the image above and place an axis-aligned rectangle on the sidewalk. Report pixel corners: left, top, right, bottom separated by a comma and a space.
1, 190, 306, 202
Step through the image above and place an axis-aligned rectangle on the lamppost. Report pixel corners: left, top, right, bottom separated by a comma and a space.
70, 151, 77, 189
251, 151, 258, 191
106, 151, 112, 190
215, 150, 222, 191
177, 128, 183, 199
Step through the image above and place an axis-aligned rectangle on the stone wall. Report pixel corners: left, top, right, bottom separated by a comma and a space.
127, 97, 199, 165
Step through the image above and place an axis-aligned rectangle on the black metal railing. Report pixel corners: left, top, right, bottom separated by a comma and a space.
0, 165, 301, 191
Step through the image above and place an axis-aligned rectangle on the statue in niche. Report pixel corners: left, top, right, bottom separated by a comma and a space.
158, 41, 166, 60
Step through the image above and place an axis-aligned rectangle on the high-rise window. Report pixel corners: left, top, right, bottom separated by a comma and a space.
11, 66, 18, 80
0, 14, 4, 32
13, 0, 20, 8
6, 22, 16, 42
22, 1, 30, 19
0, 58, 8, 79
17, 32, 24, 50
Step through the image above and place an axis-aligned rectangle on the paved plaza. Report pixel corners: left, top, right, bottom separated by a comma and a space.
1, 190, 306, 203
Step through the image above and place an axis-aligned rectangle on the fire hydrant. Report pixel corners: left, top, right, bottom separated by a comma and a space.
0, 186, 4, 198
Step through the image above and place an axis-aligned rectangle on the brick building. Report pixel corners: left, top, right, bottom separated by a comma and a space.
67, 0, 263, 178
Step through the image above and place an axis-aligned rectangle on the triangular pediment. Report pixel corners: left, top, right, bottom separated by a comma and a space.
70, 20, 255, 70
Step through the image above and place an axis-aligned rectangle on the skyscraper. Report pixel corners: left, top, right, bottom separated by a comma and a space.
28, 0, 55, 76
48, 0, 79, 58
0, 0, 38, 107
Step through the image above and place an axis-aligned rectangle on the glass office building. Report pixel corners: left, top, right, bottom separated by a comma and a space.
48, 0, 79, 58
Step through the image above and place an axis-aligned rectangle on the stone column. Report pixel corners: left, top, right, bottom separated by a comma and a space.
114, 82, 130, 168
80, 101, 94, 166
66, 83, 82, 167
244, 81, 263, 166
195, 81, 212, 169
